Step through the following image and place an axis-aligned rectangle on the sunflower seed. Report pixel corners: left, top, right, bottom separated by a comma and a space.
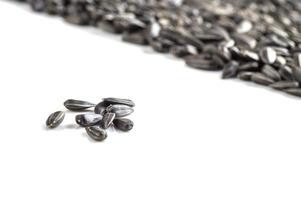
46, 111, 65, 129
260, 47, 277, 64
238, 62, 259, 72
185, 55, 222, 71
113, 118, 134, 132
285, 88, 301, 97
222, 61, 239, 79
251, 73, 275, 86
64, 99, 95, 111
106, 104, 134, 118
262, 65, 281, 81
103, 98, 135, 107
85, 126, 107, 142
295, 53, 301, 67
75, 114, 103, 127
94, 101, 111, 115
101, 112, 116, 129
237, 72, 255, 81
279, 65, 294, 81
270, 81, 299, 90
292, 67, 301, 84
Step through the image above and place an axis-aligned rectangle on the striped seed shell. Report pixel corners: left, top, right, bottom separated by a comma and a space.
251, 73, 275, 86
237, 72, 255, 81
103, 97, 135, 107
85, 126, 107, 142
270, 81, 299, 90
260, 47, 277, 64
261, 65, 281, 81
46, 111, 65, 129
292, 67, 301, 84
222, 61, 239, 79
106, 104, 134, 118
113, 118, 134, 132
285, 88, 301, 97
101, 112, 116, 129
94, 101, 111, 115
75, 114, 103, 127
64, 99, 95, 111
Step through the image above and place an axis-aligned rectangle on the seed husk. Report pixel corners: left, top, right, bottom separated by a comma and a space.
113, 118, 134, 132
292, 67, 301, 84
251, 73, 275, 86
222, 61, 239, 79
237, 72, 255, 81
285, 88, 301, 97
262, 65, 281, 81
106, 104, 134, 118
103, 98, 135, 107
238, 62, 259, 72
260, 47, 277, 64
64, 99, 95, 111
46, 111, 65, 129
270, 81, 299, 90
75, 114, 103, 127
101, 112, 116, 129
94, 101, 111, 115
185, 55, 222, 71
85, 126, 107, 142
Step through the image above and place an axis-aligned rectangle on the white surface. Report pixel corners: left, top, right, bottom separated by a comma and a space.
0, 1, 301, 200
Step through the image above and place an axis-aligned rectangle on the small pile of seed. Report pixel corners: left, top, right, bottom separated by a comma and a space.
46, 98, 135, 141
14, 0, 301, 97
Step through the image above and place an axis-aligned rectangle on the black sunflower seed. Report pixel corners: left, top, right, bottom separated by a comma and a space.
285, 88, 301, 97
103, 98, 135, 107
222, 61, 239, 79
101, 112, 116, 129
113, 118, 134, 132
85, 126, 107, 142
270, 81, 299, 90
238, 62, 259, 72
237, 72, 255, 81
106, 104, 134, 118
185, 55, 222, 71
261, 65, 281, 81
292, 67, 301, 84
260, 47, 277, 64
46, 111, 65, 129
75, 114, 103, 127
251, 73, 275, 86
64, 99, 95, 111
94, 101, 111, 115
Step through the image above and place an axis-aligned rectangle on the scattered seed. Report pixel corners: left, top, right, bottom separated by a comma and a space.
114, 118, 134, 132
64, 99, 95, 111
106, 104, 134, 118
85, 126, 107, 142
75, 114, 103, 127
46, 111, 65, 129
270, 81, 299, 90
260, 47, 277, 64
251, 73, 275, 86
101, 112, 116, 129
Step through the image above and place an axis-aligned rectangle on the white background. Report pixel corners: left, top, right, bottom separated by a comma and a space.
0, 1, 301, 199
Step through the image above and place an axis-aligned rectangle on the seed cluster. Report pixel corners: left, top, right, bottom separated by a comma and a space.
15, 0, 301, 97
46, 98, 135, 141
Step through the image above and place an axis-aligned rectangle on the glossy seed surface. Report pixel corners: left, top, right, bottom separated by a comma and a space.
114, 118, 134, 132
64, 99, 95, 111
106, 104, 134, 118
94, 101, 111, 115
260, 47, 277, 64
85, 126, 107, 142
46, 111, 65, 129
103, 98, 135, 107
75, 114, 103, 127
101, 112, 116, 129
